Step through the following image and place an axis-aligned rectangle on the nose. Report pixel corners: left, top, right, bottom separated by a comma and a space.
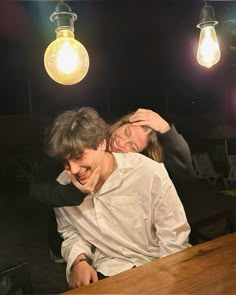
117, 139, 130, 152
67, 159, 80, 174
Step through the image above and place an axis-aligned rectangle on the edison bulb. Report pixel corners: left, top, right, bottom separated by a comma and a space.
44, 30, 89, 85
197, 25, 221, 68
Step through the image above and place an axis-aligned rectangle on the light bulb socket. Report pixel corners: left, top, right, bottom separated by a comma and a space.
50, 2, 77, 33
197, 5, 218, 29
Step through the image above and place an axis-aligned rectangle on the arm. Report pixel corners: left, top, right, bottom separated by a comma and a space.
29, 155, 101, 208
55, 208, 98, 287
158, 124, 194, 182
29, 155, 86, 207
152, 175, 191, 257
129, 108, 194, 182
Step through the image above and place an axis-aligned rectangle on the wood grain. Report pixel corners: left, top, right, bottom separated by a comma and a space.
62, 233, 236, 294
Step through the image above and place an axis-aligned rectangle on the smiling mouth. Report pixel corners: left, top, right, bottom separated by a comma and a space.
76, 169, 89, 182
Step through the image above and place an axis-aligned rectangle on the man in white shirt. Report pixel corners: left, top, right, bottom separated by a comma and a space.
46, 107, 191, 289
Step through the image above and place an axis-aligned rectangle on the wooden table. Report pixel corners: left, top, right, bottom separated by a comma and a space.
62, 233, 236, 294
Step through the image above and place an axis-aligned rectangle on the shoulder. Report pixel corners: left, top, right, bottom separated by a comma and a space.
113, 151, 159, 164
113, 152, 168, 175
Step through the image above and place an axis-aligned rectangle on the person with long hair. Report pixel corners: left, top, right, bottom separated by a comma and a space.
107, 108, 193, 182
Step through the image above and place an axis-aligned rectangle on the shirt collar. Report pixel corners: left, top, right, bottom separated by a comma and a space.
98, 152, 133, 195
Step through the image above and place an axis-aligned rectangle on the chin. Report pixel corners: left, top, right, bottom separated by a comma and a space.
77, 179, 87, 185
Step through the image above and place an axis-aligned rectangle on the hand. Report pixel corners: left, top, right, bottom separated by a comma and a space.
69, 260, 98, 288
129, 108, 170, 134
66, 166, 102, 194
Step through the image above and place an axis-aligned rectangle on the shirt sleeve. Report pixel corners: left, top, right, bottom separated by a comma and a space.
29, 155, 86, 207
152, 175, 191, 257
158, 124, 194, 183
54, 208, 93, 282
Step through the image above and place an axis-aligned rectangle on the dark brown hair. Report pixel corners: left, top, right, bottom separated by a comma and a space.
45, 107, 107, 160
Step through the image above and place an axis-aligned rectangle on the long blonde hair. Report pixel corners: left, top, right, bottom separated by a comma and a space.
107, 112, 164, 162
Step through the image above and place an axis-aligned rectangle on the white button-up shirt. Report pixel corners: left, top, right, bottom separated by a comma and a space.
55, 152, 190, 282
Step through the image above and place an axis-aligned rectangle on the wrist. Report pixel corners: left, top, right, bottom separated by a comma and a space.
159, 122, 170, 134
71, 254, 91, 269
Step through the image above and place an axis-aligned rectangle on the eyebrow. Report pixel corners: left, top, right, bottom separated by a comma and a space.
72, 151, 86, 160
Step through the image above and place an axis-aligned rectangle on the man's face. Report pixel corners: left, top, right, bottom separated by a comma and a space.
65, 146, 104, 185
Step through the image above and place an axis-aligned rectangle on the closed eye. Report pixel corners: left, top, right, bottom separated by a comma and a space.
125, 127, 139, 152
74, 152, 87, 161
125, 126, 131, 137
130, 142, 139, 152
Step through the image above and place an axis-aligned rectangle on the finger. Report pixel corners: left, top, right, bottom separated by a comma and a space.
129, 114, 144, 123
135, 108, 146, 114
130, 121, 146, 126
87, 167, 101, 190
94, 166, 102, 174
129, 112, 147, 122
91, 271, 98, 283
81, 275, 91, 286
75, 166, 101, 193
69, 173, 80, 185
69, 278, 78, 289
64, 163, 70, 171
69, 278, 72, 288
68, 166, 102, 193
69, 174, 85, 191
75, 282, 81, 288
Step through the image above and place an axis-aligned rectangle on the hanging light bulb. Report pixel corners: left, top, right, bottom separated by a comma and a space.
196, 3, 221, 68
44, 1, 89, 85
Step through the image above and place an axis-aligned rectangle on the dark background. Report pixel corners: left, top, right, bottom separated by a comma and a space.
1, 0, 236, 164
1, 0, 236, 119
1, 2, 236, 293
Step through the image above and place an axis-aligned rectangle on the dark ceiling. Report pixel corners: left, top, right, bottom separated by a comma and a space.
1, 0, 236, 121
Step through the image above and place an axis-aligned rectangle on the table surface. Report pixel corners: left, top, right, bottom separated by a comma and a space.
62, 232, 236, 294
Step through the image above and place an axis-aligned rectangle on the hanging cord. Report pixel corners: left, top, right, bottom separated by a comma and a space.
204, 0, 207, 6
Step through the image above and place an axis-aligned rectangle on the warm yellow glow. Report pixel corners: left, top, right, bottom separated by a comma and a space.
44, 30, 89, 85
57, 42, 79, 74
197, 25, 221, 68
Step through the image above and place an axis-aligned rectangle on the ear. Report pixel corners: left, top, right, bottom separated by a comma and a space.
98, 139, 107, 151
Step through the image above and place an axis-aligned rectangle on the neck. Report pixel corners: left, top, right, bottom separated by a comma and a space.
94, 152, 117, 192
